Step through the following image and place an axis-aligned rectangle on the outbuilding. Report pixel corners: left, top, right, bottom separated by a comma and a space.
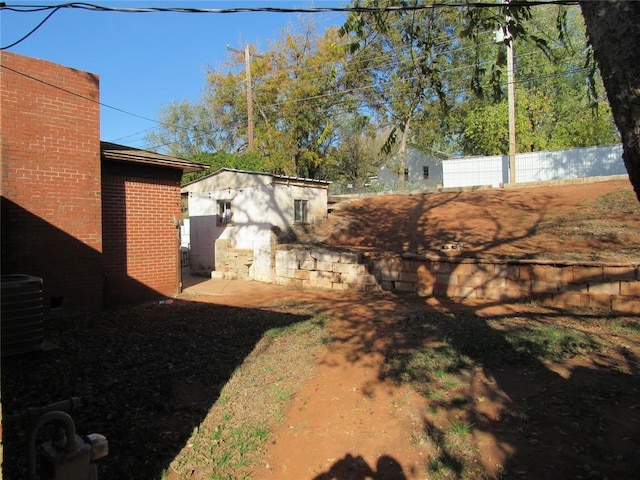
182, 168, 330, 281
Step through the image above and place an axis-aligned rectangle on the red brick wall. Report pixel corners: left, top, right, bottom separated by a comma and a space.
1, 51, 103, 312
102, 162, 182, 305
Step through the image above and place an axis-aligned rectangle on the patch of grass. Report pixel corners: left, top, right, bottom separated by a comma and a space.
427, 390, 443, 401
401, 345, 472, 384
504, 325, 603, 362
168, 314, 330, 479
230, 424, 269, 457
417, 420, 475, 480
271, 387, 294, 402
265, 314, 328, 339
446, 419, 472, 437
606, 317, 640, 335
428, 457, 457, 478
596, 189, 639, 215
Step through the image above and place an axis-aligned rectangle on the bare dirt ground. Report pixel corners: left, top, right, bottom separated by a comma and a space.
2, 179, 639, 480
303, 178, 640, 263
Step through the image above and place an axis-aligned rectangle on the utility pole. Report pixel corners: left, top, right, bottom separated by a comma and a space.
505, 0, 517, 184
227, 45, 261, 152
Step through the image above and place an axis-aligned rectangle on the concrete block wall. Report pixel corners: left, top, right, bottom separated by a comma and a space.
1, 51, 104, 312
270, 246, 639, 313
386, 254, 639, 313
274, 246, 379, 291
214, 238, 253, 281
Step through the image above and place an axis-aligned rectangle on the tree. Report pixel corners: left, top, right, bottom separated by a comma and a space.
205, 22, 360, 178
181, 151, 269, 185
145, 99, 232, 158
341, 1, 465, 181
579, 1, 640, 201
252, 23, 360, 178
460, 5, 618, 156
341, 0, 638, 201
463, 0, 638, 198
328, 115, 384, 188
149, 22, 359, 179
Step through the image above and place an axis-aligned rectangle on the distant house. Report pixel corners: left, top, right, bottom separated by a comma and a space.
182, 168, 330, 281
377, 146, 446, 189
1, 51, 206, 313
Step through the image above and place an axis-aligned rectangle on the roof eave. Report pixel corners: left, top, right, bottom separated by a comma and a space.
100, 142, 209, 173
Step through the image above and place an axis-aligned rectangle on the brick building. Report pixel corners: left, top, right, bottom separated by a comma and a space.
1, 51, 206, 313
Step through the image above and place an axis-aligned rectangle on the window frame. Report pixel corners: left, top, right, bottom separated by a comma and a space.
294, 199, 309, 224
217, 199, 233, 225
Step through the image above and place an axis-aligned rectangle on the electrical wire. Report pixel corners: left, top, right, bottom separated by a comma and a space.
144, 62, 596, 153
260, 49, 549, 109
0, 1, 581, 50
1, 1, 591, 151
0, 2, 582, 15
144, 56, 596, 151
0, 63, 163, 123
0, 6, 62, 50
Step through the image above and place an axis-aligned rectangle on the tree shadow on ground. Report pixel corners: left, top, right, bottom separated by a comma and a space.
312, 288, 640, 479
1, 298, 313, 480
388, 304, 640, 478
314, 188, 551, 257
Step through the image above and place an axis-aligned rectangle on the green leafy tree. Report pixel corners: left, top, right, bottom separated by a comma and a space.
459, 0, 640, 199
181, 151, 269, 185
327, 115, 384, 188
254, 24, 359, 178
150, 22, 358, 180
341, 1, 623, 175
203, 22, 362, 179
145, 99, 233, 158
341, 0, 467, 180
458, 5, 618, 155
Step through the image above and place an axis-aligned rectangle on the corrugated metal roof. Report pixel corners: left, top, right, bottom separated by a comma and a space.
101, 142, 209, 173
181, 167, 331, 188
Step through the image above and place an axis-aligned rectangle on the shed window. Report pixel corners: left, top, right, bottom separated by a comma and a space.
218, 200, 233, 225
294, 199, 309, 223
404, 168, 409, 182
423, 166, 429, 179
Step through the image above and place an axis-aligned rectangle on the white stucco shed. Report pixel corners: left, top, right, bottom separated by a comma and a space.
181, 168, 330, 281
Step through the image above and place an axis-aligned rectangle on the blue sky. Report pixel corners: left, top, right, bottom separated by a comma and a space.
1, 1, 347, 149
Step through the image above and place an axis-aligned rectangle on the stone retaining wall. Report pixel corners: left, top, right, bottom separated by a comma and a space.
214, 239, 253, 280
273, 246, 639, 313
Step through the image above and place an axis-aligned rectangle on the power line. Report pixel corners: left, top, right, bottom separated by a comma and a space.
0, 63, 163, 123
0, 1, 581, 49
143, 62, 595, 154
1, 1, 592, 152
1, 2, 581, 15
0, 5, 61, 50
109, 126, 157, 143
0, 60, 238, 151
260, 49, 551, 109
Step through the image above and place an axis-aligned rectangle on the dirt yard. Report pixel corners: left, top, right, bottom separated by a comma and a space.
2, 179, 639, 480
303, 178, 640, 263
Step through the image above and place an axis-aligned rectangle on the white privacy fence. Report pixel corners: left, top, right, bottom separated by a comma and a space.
443, 144, 626, 188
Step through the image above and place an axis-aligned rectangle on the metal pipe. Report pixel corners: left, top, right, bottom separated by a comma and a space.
27, 411, 77, 480
5, 397, 82, 428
